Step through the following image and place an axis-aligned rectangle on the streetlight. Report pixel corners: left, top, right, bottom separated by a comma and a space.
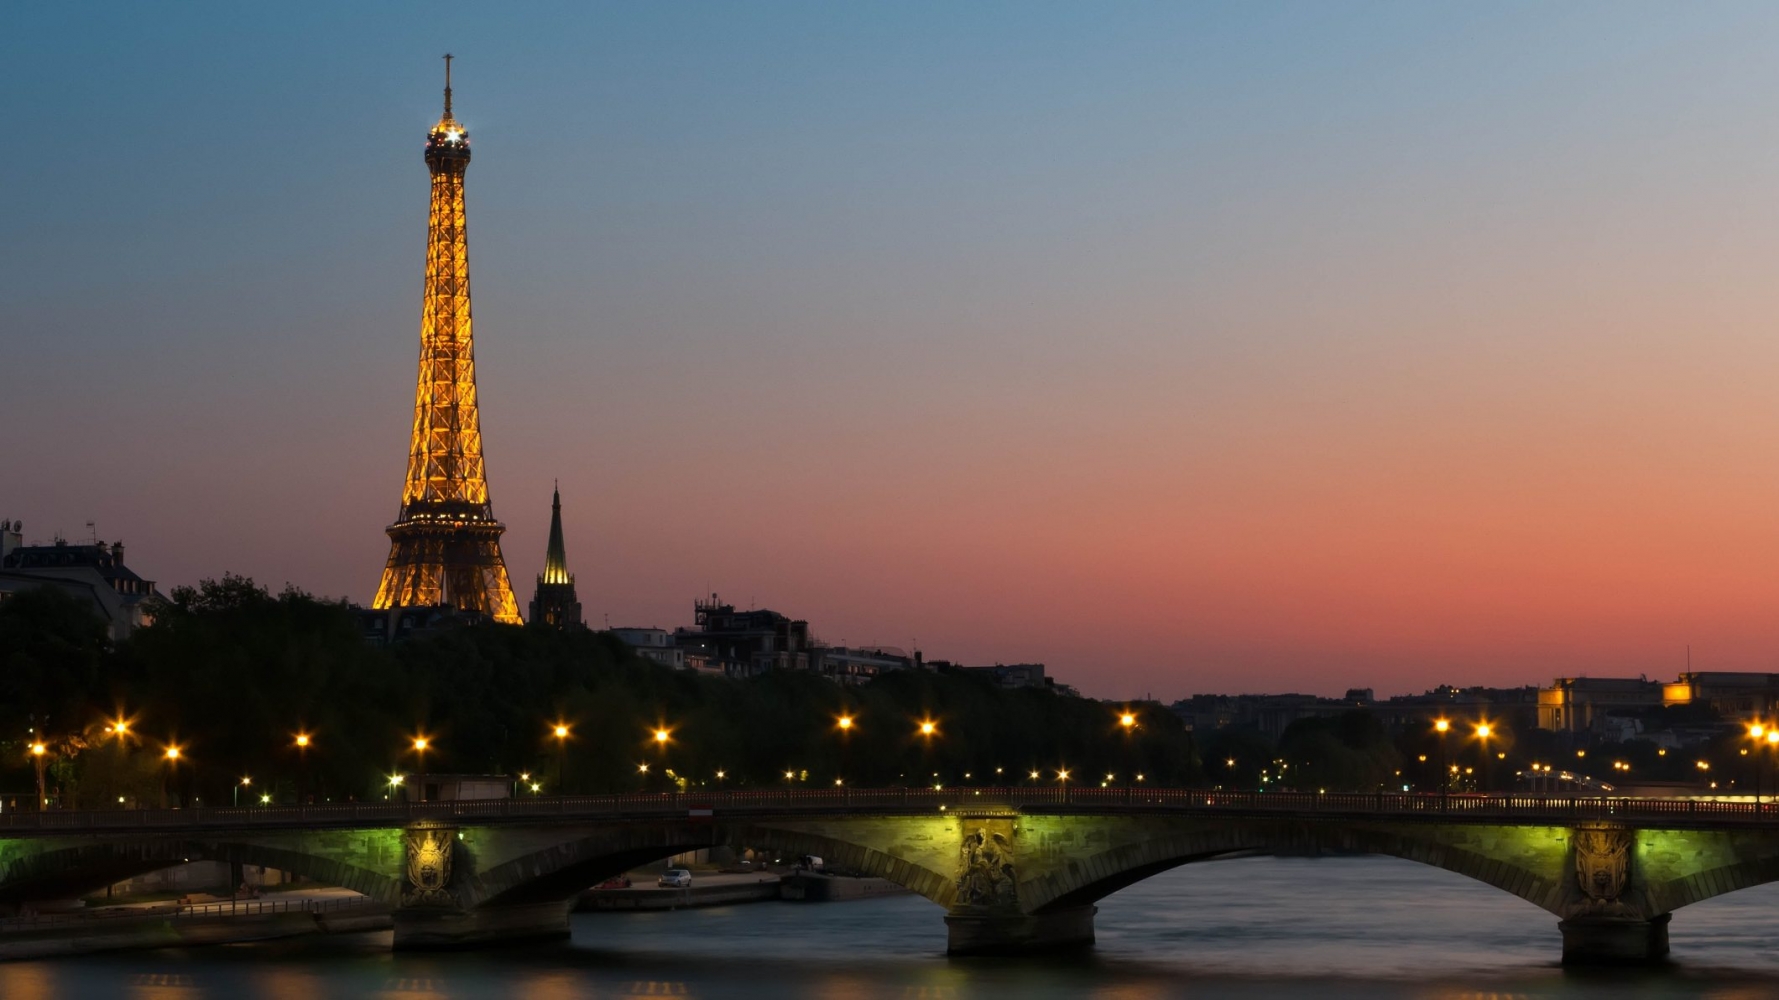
1119, 712, 1137, 730
1764, 730, 1779, 811
162, 744, 182, 809
410, 736, 430, 802
235, 776, 251, 808
294, 732, 312, 803
1752, 723, 1769, 806
29, 742, 47, 811
551, 722, 571, 794
1474, 723, 1493, 793
917, 719, 938, 738
1433, 719, 1451, 809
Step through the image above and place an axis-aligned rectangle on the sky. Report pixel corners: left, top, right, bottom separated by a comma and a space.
10, 3, 1779, 700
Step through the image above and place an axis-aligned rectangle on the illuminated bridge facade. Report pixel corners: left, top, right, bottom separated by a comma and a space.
4, 789, 1778, 963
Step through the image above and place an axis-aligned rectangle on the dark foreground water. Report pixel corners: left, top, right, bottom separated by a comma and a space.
9, 856, 1779, 998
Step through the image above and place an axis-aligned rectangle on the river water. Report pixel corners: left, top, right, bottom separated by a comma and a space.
7, 855, 1779, 998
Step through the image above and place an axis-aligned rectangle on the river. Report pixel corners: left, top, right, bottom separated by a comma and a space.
6, 855, 1779, 998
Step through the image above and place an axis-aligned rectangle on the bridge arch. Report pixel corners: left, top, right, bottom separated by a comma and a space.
1016, 819, 1570, 917
0, 836, 402, 905
727, 821, 955, 908
465, 822, 721, 907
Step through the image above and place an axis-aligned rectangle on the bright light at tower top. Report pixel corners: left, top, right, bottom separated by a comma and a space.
426, 53, 470, 160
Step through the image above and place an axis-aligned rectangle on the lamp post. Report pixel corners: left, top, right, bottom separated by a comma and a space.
1751, 724, 1767, 807
651, 727, 671, 791
1765, 730, 1779, 812
835, 713, 854, 786
235, 776, 252, 808
294, 732, 312, 804
162, 745, 181, 809
1119, 710, 1139, 787
411, 737, 430, 803
1474, 723, 1493, 794
29, 742, 47, 811
1433, 719, 1451, 810
552, 723, 570, 794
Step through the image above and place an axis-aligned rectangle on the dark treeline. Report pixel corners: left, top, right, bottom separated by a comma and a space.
1, 577, 1201, 807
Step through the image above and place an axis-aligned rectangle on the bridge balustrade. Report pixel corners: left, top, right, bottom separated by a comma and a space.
2, 788, 1773, 832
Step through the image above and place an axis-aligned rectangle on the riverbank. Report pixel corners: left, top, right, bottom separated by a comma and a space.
0, 895, 389, 961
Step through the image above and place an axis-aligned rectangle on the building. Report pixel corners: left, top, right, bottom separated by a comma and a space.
528, 484, 582, 628
1, 523, 161, 640
1536, 677, 1665, 734
815, 645, 921, 685
1662, 672, 1779, 722
611, 627, 693, 671
673, 594, 811, 678
371, 57, 522, 624
952, 662, 1052, 691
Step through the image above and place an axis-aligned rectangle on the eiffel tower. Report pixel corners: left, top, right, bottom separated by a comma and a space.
372, 56, 521, 624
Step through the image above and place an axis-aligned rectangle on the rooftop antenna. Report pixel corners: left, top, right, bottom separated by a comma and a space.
442, 53, 453, 115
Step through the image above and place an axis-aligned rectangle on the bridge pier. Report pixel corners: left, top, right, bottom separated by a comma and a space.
945, 905, 1096, 955
1558, 914, 1670, 965
391, 901, 573, 950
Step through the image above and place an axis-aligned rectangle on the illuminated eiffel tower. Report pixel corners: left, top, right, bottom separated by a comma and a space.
372, 56, 521, 624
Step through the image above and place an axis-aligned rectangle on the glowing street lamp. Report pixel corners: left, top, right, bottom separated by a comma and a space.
1433, 719, 1451, 809
29, 742, 47, 811
1119, 712, 1137, 730
1473, 723, 1493, 793
917, 720, 938, 738
410, 736, 431, 803
294, 732, 312, 803
235, 775, 251, 807
551, 722, 571, 794
1763, 730, 1779, 811
1751, 723, 1775, 806
161, 744, 182, 809
836, 715, 854, 731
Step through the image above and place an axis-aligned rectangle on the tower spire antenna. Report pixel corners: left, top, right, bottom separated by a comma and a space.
443, 53, 453, 115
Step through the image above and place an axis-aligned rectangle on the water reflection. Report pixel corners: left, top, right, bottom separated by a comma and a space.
10, 856, 1779, 998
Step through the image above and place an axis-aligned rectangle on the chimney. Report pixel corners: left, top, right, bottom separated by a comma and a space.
111, 540, 125, 566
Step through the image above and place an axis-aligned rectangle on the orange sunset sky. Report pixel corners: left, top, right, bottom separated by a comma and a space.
10, 4, 1779, 698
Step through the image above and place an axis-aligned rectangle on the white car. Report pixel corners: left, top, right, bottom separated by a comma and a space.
658, 869, 692, 888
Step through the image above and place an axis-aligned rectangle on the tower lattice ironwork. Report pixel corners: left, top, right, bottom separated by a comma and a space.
373, 55, 522, 624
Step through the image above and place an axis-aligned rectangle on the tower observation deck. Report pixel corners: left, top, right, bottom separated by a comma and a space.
372, 56, 522, 624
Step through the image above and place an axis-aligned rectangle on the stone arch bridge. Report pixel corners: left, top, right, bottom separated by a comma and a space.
4, 789, 1778, 963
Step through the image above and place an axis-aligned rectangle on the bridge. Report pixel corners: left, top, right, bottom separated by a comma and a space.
6, 788, 1779, 964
